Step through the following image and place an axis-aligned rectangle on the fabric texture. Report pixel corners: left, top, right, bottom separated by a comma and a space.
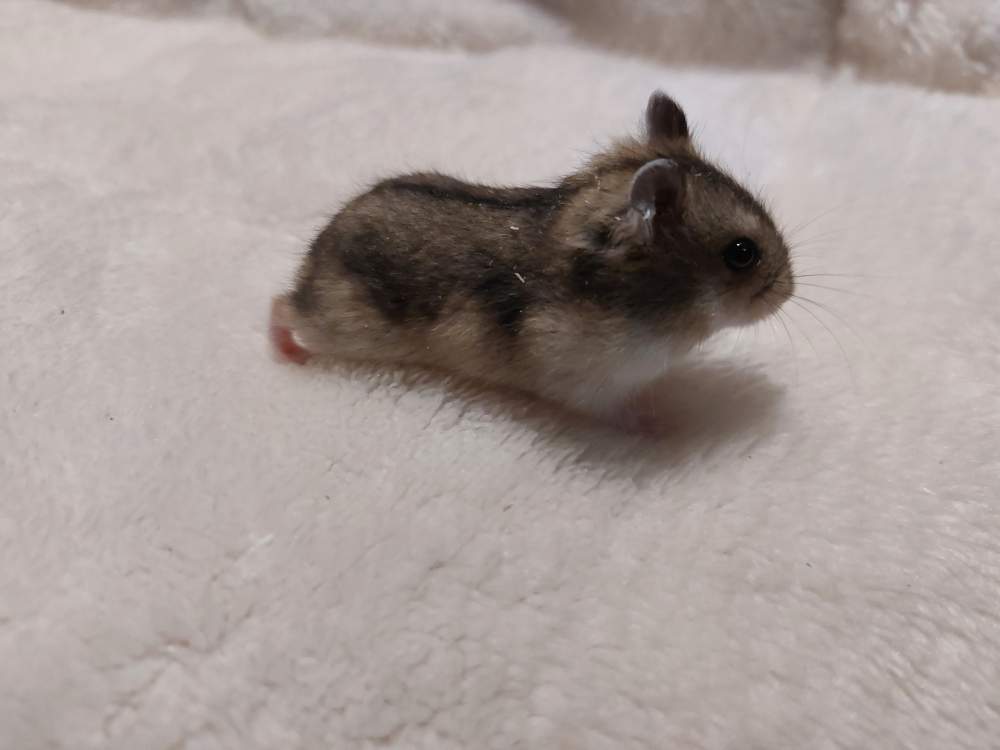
837, 0, 1000, 94
3, 1, 1000, 748
62, 0, 569, 49
535, 0, 841, 69
61, 0, 1000, 91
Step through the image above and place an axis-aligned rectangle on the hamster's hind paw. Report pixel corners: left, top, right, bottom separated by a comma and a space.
269, 296, 311, 365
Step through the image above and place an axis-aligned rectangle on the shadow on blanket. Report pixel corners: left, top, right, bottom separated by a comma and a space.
303, 355, 784, 484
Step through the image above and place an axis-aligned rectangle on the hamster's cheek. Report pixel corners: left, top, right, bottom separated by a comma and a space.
742, 292, 788, 327
714, 287, 767, 330
706, 287, 744, 329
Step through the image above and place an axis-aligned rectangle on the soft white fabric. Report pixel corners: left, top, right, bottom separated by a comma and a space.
62, 0, 569, 49
540, 0, 1000, 92
536, 0, 841, 69
838, 0, 1000, 94
61, 0, 1000, 92
3, 1, 1000, 748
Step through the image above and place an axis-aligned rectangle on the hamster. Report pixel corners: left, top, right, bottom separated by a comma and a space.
271, 91, 794, 427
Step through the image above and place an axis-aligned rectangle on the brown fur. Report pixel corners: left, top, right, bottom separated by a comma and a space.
277, 91, 793, 420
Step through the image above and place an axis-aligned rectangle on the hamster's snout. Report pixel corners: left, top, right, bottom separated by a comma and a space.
748, 261, 794, 322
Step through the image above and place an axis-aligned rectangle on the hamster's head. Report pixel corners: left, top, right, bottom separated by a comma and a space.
563, 91, 793, 343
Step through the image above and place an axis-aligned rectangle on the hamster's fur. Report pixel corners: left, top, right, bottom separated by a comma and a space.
272, 92, 793, 425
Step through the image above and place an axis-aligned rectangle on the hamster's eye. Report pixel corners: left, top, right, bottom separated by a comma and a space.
723, 238, 760, 271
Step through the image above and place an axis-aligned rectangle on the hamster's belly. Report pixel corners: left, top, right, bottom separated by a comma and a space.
525, 308, 679, 413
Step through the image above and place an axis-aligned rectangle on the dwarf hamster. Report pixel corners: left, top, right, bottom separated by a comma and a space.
271, 91, 793, 426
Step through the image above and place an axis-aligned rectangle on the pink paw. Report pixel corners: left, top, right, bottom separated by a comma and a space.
269, 296, 311, 365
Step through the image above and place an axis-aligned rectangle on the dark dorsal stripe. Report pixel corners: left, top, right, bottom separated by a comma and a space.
339, 230, 447, 323
380, 173, 571, 211
472, 269, 530, 337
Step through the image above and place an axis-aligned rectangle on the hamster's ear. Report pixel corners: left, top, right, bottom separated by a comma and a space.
629, 158, 685, 239
645, 91, 689, 141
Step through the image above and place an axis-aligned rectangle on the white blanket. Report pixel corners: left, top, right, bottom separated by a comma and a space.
3, 2, 999, 748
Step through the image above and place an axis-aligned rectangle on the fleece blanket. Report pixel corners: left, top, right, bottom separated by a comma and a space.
2, 1, 999, 748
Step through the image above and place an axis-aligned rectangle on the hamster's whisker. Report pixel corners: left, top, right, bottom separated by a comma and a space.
774, 308, 804, 381
756, 283, 794, 347
762, 312, 793, 375
784, 297, 857, 384
787, 292, 865, 344
792, 272, 888, 280
779, 276, 865, 303
785, 206, 842, 241
778, 303, 818, 359
772, 305, 802, 356
790, 230, 844, 248
787, 252, 833, 262
791, 281, 870, 297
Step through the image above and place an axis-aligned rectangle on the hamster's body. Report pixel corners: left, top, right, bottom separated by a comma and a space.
273, 92, 794, 424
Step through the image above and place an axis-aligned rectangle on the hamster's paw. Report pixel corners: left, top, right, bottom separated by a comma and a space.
270, 296, 311, 365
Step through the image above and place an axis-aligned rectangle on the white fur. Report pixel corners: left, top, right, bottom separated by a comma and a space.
4, 2, 1000, 749
560, 335, 681, 418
